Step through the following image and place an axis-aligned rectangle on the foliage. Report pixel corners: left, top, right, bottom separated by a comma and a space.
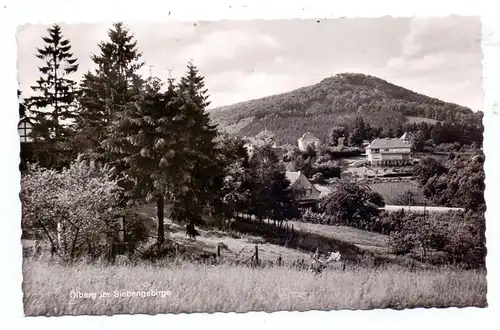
211, 134, 254, 226
413, 157, 448, 185
299, 209, 334, 225
26, 24, 80, 142
327, 126, 348, 147
247, 144, 301, 225
102, 78, 182, 243
387, 210, 485, 268
321, 181, 385, 230
21, 157, 126, 261
76, 22, 145, 161
171, 62, 220, 231
415, 154, 485, 210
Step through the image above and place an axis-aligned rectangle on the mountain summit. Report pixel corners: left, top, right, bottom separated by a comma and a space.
209, 73, 481, 145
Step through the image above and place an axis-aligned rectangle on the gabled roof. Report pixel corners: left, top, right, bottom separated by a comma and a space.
367, 138, 411, 149
298, 132, 319, 140
18, 116, 35, 125
285, 171, 301, 185
286, 171, 321, 197
400, 132, 413, 140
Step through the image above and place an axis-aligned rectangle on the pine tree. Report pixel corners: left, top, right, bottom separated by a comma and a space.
76, 22, 145, 161
26, 24, 79, 141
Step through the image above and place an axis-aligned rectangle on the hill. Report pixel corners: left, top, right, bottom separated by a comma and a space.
209, 73, 481, 145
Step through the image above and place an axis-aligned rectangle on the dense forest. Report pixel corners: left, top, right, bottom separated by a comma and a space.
209, 73, 483, 145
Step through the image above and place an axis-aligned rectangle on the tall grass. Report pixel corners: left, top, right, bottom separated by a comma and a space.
22, 258, 486, 315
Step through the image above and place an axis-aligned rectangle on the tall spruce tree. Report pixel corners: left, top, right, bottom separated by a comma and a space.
174, 62, 219, 234
76, 22, 145, 161
26, 24, 79, 141
103, 78, 196, 244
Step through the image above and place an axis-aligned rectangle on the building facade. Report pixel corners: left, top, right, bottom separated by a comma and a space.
297, 132, 320, 151
365, 135, 412, 166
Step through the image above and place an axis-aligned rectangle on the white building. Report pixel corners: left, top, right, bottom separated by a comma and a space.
365, 135, 412, 166
297, 132, 320, 151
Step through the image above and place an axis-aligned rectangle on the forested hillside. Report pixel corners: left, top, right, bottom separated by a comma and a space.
209, 73, 482, 145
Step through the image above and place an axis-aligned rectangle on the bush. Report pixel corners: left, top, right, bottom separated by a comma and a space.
322, 181, 384, 230
300, 209, 333, 224
21, 157, 127, 261
387, 210, 485, 269
389, 230, 417, 255
312, 160, 341, 180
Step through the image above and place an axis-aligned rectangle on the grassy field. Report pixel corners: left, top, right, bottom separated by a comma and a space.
368, 181, 431, 206
290, 221, 389, 254
23, 258, 486, 315
406, 116, 439, 124
23, 201, 486, 315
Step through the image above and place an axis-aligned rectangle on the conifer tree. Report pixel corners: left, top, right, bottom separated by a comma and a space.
103, 78, 196, 244
26, 24, 79, 141
76, 22, 145, 161
174, 62, 219, 233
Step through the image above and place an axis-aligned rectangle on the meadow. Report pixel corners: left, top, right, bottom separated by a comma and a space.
368, 181, 430, 206
23, 258, 487, 316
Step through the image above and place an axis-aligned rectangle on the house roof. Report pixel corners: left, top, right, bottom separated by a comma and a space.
18, 116, 34, 125
400, 132, 413, 140
366, 138, 411, 149
285, 171, 301, 185
298, 132, 319, 140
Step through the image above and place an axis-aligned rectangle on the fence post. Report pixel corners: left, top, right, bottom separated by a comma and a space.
254, 244, 259, 266
217, 244, 221, 259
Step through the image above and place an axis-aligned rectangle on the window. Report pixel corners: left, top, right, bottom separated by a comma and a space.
372, 149, 379, 153
384, 149, 389, 152
18, 122, 33, 143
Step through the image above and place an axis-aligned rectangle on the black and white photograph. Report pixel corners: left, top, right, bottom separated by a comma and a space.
16, 15, 487, 316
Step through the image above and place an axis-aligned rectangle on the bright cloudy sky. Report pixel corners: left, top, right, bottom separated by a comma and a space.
16, 16, 483, 110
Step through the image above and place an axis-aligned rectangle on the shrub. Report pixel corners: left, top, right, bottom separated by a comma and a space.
21, 157, 127, 261
389, 230, 417, 255
322, 181, 384, 230
300, 209, 333, 224
387, 210, 486, 269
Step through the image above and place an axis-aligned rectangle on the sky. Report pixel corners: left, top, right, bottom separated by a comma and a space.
16, 16, 483, 111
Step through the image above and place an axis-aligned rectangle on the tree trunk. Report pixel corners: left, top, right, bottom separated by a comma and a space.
157, 194, 165, 244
